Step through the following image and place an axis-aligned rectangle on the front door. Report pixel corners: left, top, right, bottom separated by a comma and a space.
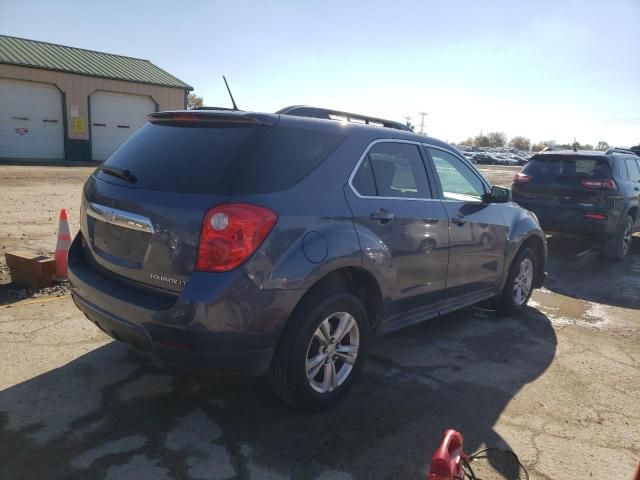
346, 140, 450, 331
425, 147, 509, 309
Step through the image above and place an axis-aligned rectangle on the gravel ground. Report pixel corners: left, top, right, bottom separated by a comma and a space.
0, 164, 638, 480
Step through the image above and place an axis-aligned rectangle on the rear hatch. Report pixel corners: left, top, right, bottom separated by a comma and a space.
81, 111, 343, 293
511, 153, 613, 225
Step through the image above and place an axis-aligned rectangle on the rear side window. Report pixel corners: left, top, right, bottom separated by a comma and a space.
351, 142, 431, 198
522, 155, 612, 184
98, 123, 343, 194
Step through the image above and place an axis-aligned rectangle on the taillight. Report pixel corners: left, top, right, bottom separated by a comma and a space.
513, 172, 532, 183
581, 179, 616, 190
585, 213, 607, 220
196, 203, 277, 272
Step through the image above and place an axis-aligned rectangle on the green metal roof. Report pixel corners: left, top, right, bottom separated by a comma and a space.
0, 35, 192, 90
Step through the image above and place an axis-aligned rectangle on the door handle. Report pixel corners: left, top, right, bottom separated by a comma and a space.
370, 209, 395, 223
452, 216, 467, 226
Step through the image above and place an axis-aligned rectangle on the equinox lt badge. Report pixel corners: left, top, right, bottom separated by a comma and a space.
150, 273, 186, 286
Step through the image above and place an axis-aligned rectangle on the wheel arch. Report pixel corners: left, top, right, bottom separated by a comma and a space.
626, 205, 638, 224
519, 234, 546, 288
284, 266, 384, 337
502, 229, 547, 291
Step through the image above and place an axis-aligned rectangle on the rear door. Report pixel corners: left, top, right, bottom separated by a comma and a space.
82, 121, 246, 292
345, 140, 450, 326
425, 146, 508, 304
82, 115, 344, 293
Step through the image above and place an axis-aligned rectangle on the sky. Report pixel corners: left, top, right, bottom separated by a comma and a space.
1, 0, 639, 147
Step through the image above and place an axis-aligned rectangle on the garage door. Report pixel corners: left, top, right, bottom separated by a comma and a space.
90, 91, 155, 161
0, 78, 64, 159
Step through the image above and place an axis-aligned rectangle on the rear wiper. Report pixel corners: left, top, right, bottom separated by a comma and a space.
94, 165, 137, 184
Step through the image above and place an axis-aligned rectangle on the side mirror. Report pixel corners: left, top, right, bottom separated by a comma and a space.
483, 185, 512, 203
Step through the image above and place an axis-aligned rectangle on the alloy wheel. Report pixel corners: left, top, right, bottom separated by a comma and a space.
513, 257, 534, 306
306, 312, 360, 394
622, 223, 632, 256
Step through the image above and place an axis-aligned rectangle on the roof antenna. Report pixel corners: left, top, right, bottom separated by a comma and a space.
223, 75, 239, 111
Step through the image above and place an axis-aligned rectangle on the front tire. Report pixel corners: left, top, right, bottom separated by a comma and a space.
603, 215, 633, 260
495, 247, 538, 315
267, 292, 369, 409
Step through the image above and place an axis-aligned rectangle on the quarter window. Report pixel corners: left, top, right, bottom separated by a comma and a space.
427, 148, 486, 201
352, 142, 431, 198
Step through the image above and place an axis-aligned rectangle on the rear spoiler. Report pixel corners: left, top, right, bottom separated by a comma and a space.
277, 105, 411, 131
148, 110, 278, 126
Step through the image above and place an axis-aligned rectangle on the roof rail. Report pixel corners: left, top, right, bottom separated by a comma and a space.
276, 105, 410, 131
606, 147, 638, 155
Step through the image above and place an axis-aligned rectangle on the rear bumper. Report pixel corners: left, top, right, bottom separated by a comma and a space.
71, 293, 275, 374
68, 234, 304, 375
517, 203, 619, 239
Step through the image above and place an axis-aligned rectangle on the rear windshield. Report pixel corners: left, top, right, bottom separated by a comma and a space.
522, 154, 612, 183
97, 123, 344, 194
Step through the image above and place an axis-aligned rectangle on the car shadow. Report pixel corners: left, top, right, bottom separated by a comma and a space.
0, 306, 556, 480
544, 235, 640, 310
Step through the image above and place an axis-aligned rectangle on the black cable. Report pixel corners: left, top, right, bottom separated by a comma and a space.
461, 456, 478, 480
467, 447, 529, 480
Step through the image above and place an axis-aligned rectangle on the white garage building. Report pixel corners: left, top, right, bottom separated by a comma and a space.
0, 35, 192, 162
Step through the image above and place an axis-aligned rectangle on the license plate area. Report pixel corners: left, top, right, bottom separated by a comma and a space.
92, 220, 150, 264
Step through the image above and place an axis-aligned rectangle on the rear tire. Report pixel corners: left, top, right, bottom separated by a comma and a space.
603, 215, 633, 260
267, 292, 369, 410
494, 247, 538, 315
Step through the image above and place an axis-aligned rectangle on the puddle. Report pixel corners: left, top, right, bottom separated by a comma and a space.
530, 290, 605, 326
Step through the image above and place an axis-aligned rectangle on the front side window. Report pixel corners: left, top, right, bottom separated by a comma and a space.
427, 148, 486, 201
351, 142, 431, 198
626, 158, 640, 182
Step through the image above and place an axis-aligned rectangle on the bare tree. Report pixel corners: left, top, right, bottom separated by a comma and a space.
187, 93, 204, 109
596, 141, 610, 151
509, 136, 531, 151
404, 120, 416, 132
531, 140, 556, 152
474, 134, 490, 147
487, 132, 507, 148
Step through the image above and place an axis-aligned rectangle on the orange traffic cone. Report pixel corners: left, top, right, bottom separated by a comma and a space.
54, 209, 72, 281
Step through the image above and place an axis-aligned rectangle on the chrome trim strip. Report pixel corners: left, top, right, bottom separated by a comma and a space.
87, 202, 155, 234
347, 138, 440, 202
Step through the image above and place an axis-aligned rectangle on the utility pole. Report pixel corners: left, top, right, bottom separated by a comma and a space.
418, 112, 428, 135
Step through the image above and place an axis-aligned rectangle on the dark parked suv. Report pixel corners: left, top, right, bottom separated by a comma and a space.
68, 106, 547, 408
512, 149, 640, 259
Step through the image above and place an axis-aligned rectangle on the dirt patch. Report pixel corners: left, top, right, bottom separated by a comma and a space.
0, 164, 638, 480
0, 165, 92, 283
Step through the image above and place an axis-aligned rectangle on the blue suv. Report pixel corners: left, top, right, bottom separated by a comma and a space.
68, 106, 546, 408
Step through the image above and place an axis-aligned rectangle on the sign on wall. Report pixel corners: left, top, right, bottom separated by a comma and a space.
73, 117, 85, 133
15, 127, 29, 136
